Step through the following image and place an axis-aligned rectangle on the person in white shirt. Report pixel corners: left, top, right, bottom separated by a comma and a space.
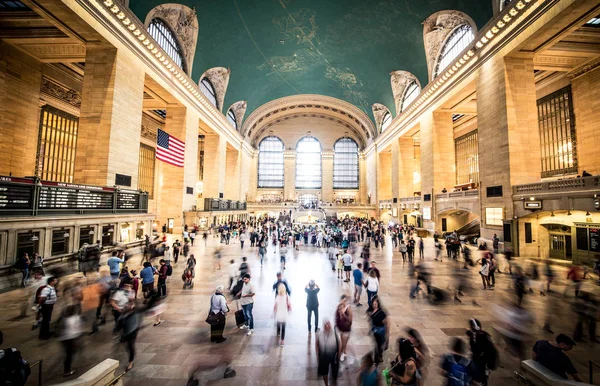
240, 232, 247, 249
240, 274, 256, 335
342, 251, 353, 282
38, 277, 58, 339
163, 246, 173, 262
365, 270, 379, 310
274, 283, 291, 346
280, 244, 288, 270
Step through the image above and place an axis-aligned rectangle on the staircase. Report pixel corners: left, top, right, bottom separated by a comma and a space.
455, 218, 480, 237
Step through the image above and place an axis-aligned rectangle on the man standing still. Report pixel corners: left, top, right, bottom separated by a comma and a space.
38, 277, 58, 339
353, 263, 364, 306
342, 250, 353, 282
157, 259, 168, 298
306, 280, 320, 333
240, 274, 255, 336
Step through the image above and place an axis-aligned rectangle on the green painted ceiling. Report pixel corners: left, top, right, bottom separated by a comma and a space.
129, 0, 493, 123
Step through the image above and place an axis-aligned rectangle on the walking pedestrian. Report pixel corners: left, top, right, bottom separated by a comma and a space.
140, 262, 157, 300
368, 296, 388, 364
107, 251, 124, 281
57, 304, 84, 377
418, 236, 425, 260
388, 338, 422, 386
240, 232, 246, 249
172, 240, 181, 263
353, 263, 364, 307
239, 274, 255, 336
259, 241, 266, 266
17, 253, 30, 287
342, 250, 353, 282
306, 280, 320, 333
274, 283, 291, 346
365, 270, 379, 310
440, 338, 474, 386
335, 295, 352, 362
157, 259, 168, 298
208, 285, 228, 343
399, 241, 407, 262
316, 319, 340, 386
357, 353, 380, 386
38, 276, 58, 339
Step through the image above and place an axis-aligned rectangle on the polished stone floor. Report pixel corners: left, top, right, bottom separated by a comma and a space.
1, 233, 599, 385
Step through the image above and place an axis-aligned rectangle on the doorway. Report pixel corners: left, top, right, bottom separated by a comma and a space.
550, 233, 572, 260
299, 194, 318, 209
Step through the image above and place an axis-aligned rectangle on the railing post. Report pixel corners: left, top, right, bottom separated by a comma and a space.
590, 360, 593, 385
38, 359, 43, 386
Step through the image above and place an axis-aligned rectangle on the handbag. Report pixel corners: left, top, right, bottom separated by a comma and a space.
205, 312, 220, 326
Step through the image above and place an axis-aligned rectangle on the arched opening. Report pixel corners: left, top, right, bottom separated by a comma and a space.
200, 77, 218, 109
226, 108, 237, 130
433, 24, 474, 79
258, 136, 284, 188
147, 18, 187, 74
333, 137, 359, 189
400, 81, 420, 113
296, 136, 322, 189
381, 111, 392, 132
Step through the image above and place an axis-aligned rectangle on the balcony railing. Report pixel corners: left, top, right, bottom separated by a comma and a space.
202, 198, 247, 212
513, 175, 600, 195
435, 189, 479, 200
0, 176, 148, 217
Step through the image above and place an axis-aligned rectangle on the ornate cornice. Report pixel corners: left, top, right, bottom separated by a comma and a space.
390, 71, 421, 116
200, 67, 230, 112
40, 76, 82, 109
371, 103, 389, 132
141, 124, 157, 141
567, 55, 600, 79
242, 94, 376, 145
228, 100, 247, 130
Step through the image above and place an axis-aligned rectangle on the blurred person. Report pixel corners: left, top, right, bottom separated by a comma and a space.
476, 255, 491, 290
543, 290, 561, 334
315, 319, 340, 386
107, 251, 124, 280
57, 304, 84, 377
388, 338, 422, 386
467, 319, 499, 386
365, 269, 379, 310
532, 334, 581, 381
279, 243, 288, 270
418, 236, 425, 260
565, 264, 583, 298
115, 303, 141, 372
335, 295, 352, 362
213, 247, 222, 272
357, 353, 380, 386
182, 241, 190, 260
368, 296, 389, 364
399, 240, 407, 262
493, 300, 534, 360
207, 285, 229, 343
369, 261, 381, 283
110, 279, 135, 329
157, 259, 169, 298
129, 270, 139, 298
16, 253, 30, 287
38, 276, 58, 339
172, 239, 181, 263
28, 270, 49, 328
572, 291, 599, 343
272, 272, 291, 297
140, 262, 157, 301
30, 252, 44, 273
353, 263, 364, 306
336, 252, 344, 279
440, 337, 474, 386
228, 259, 239, 290
259, 241, 266, 266
274, 283, 291, 346
0, 330, 31, 385
306, 280, 320, 333
513, 265, 528, 307
405, 328, 430, 373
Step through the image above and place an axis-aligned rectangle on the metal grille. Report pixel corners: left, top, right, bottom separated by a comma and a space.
147, 18, 186, 73
36, 106, 78, 183
381, 111, 392, 132
200, 78, 218, 108
333, 138, 359, 189
537, 86, 578, 178
296, 136, 322, 189
454, 130, 479, 185
138, 143, 156, 198
400, 82, 420, 113
227, 109, 237, 129
433, 24, 474, 79
258, 136, 284, 188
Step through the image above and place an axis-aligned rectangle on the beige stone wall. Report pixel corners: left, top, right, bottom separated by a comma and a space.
225, 147, 240, 200
397, 137, 415, 197
239, 150, 253, 201
182, 110, 199, 211
572, 66, 600, 176
420, 111, 455, 196
0, 43, 42, 177
75, 47, 144, 187
365, 151, 377, 205
378, 151, 392, 200
203, 134, 226, 198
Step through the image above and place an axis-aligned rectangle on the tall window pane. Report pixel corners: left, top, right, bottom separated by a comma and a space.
36, 105, 78, 183
401, 82, 420, 113
148, 18, 186, 73
455, 130, 479, 185
537, 86, 578, 177
381, 112, 392, 132
433, 25, 474, 79
296, 137, 322, 189
334, 138, 359, 189
227, 109, 237, 130
258, 136, 284, 188
138, 143, 156, 198
200, 78, 218, 108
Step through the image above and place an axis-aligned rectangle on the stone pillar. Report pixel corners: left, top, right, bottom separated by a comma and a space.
182, 111, 199, 212
238, 150, 252, 201
365, 151, 377, 205
571, 66, 600, 176
247, 154, 258, 202
75, 47, 144, 187
391, 141, 400, 201
420, 111, 455, 196
378, 151, 392, 201
359, 155, 368, 204
225, 147, 240, 200
203, 134, 226, 199
398, 137, 415, 198
477, 56, 540, 240
283, 150, 295, 202
322, 150, 334, 202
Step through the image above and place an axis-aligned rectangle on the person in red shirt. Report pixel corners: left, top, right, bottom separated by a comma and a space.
157, 260, 169, 298
565, 265, 583, 297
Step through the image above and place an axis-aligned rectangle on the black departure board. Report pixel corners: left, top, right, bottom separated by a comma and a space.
0, 182, 34, 210
38, 186, 113, 209
590, 228, 600, 253
117, 191, 139, 209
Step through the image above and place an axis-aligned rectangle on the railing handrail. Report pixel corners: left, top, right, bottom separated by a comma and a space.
590, 360, 600, 384
29, 359, 43, 386
513, 175, 600, 195
104, 370, 128, 386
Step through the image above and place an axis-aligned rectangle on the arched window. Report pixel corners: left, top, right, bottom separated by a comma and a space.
381, 111, 392, 132
258, 136, 284, 188
333, 138, 359, 189
500, 0, 513, 11
400, 81, 420, 113
296, 137, 322, 189
433, 24, 474, 79
227, 109, 237, 130
200, 77, 218, 108
148, 18, 187, 73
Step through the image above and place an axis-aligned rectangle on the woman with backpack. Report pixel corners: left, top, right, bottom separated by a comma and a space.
368, 296, 389, 364
334, 295, 352, 362
387, 338, 422, 386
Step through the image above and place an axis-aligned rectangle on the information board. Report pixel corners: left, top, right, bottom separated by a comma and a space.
0, 182, 34, 209
38, 186, 113, 209
116, 191, 139, 209
590, 228, 600, 252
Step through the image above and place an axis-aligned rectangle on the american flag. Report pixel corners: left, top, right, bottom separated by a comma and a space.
156, 129, 185, 167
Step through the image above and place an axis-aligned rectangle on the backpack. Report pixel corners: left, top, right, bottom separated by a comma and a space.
35, 285, 47, 305
446, 355, 471, 386
482, 334, 499, 370
166, 264, 173, 276
239, 263, 249, 276
231, 279, 244, 297
0, 348, 31, 386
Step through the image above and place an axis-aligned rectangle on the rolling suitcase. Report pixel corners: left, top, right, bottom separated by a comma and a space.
235, 300, 246, 328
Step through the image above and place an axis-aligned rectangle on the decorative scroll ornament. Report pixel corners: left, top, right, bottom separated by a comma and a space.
228, 101, 247, 130
141, 124, 157, 141
371, 103, 390, 132
200, 67, 231, 112
40, 76, 82, 109
145, 4, 199, 75
390, 71, 421, 116
422, 11, 477, 80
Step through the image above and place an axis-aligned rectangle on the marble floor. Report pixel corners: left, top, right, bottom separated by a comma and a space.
1, 234, 599, 386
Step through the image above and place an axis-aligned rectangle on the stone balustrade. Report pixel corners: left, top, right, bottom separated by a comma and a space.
513, 175, 600, 196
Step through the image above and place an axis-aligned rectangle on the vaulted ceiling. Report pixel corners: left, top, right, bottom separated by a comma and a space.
129, 0, 493, 122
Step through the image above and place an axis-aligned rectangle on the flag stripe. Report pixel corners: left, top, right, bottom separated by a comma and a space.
156, 129, 185, 167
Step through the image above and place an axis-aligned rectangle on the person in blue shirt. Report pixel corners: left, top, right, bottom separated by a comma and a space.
107, 251, 124, 280
140, 262, 157, 300
353, 263, 364, 307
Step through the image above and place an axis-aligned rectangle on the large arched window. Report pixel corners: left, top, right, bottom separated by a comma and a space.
381, 111, 392, 132
258, 136, 284, 188
296, 137, 322, 189
400, 81, 420, 113
333, 138, 359, 189
200, 77, 218, 108
226, 109, 237, 130
148, 18, 187, 73
433, 24, 474, 79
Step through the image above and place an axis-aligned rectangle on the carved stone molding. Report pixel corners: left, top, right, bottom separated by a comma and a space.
242, 94, 376, 144
228, 100, 247, 130
145, 4, 198, 76
200, 67, 231, 112
40, 76, 82, 109
390, 71, 421, 116
371, 103, 390, 132
422, 11, 477, 81
141, 124, 157, 141
567, 55, 600, 79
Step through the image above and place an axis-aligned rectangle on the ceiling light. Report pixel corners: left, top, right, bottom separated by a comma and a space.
279, 39, 285, 44
503, 15, 512, 23
529, 196, 535, 201
509, 8, 518, 16
516, 1, 526, 9
116, 12, 125, 19
497, 21, 505, 28
476, 41, 483, 48
491, 26, 499, 34
467, 50, 475, 57
486, 31, 494, 39
110, 5, 119, 13
103, 0, 113, 6
128, 24, 136, 31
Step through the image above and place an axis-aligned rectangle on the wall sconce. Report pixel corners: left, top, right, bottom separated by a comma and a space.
586, 211, 591, 216
567, 210, 572, 216
89, 230, 95, 235
63, 232, 70, 238
550, 212, 555, 217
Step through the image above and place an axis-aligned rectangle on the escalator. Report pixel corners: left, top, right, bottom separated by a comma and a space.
454, 218, 480, 237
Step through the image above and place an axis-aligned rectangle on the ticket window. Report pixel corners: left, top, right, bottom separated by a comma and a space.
79, 227, 95, 248
16, 232, 39, 263
102, 225, 114, 246
51, 229, 69, 256
135, 223, 145, 240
